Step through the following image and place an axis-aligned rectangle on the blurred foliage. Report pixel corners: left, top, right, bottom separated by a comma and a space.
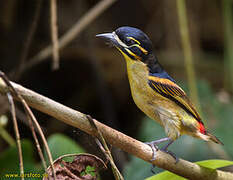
223, 0, 233, 92
0, 139, 40, 177
0, 134, 86, 179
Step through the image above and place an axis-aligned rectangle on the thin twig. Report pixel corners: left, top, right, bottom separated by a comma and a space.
0, 78, 233, 180
50, 0, 59, 70
96, 139, 123, 180
26, 113, 48, 172
24, 0, 117, 71
0, 71, 25, 180
23, 104, 55, 180
19, 94, 56, 180
7, 92, 24, 180
0, 71, 56, 180
86, 115, 124, 180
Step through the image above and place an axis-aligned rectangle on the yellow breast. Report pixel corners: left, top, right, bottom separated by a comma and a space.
125, 58, 184, 140
125, 59, 163, 123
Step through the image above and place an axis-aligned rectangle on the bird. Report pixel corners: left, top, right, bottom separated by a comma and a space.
96, 26, 223, 162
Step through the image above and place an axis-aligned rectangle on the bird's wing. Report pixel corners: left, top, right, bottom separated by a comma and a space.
148, 76, 201, 121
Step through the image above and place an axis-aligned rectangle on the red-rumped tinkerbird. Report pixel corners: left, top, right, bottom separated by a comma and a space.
96, 26, 223, 162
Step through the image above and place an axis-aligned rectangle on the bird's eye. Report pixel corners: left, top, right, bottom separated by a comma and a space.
125, 38, 135, 46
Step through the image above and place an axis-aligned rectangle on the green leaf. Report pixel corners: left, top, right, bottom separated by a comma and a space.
145, 171, 184, 180
45, 133, 85, 162
146, 159, 233, 180
196, 159, 233, 169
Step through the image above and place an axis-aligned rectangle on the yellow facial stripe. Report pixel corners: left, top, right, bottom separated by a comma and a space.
135, 44, 148, 55
127, 37, 140, 45
125, 48, 141, 60
116, 47, 140, 61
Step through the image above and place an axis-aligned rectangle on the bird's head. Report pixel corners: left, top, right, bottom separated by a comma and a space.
96, 26, 154, 64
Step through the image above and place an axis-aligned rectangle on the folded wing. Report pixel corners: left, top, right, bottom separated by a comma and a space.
148, 76, 201, 122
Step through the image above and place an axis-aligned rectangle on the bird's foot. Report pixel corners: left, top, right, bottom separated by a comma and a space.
145, 138, 179, 174
145, 137, 170, 161
145, 138, 179, 164
145, 141, 158, 174
145, 141, 159, 161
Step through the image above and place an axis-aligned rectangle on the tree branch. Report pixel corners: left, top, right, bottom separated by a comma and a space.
0, 79, 232, 180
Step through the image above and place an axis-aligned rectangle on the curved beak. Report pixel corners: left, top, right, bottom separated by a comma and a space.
96, 32, 119, 47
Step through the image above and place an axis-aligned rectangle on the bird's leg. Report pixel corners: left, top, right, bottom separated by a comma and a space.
160, 139, 179, 164
145, 137, 170, 161
145, 137, 172, 174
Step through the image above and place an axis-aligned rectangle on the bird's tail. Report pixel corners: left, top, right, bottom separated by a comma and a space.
206, 131, 223, 145
197, 130, 223, 145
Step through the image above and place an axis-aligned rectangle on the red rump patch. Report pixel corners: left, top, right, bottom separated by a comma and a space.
199, 122, 206, 134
